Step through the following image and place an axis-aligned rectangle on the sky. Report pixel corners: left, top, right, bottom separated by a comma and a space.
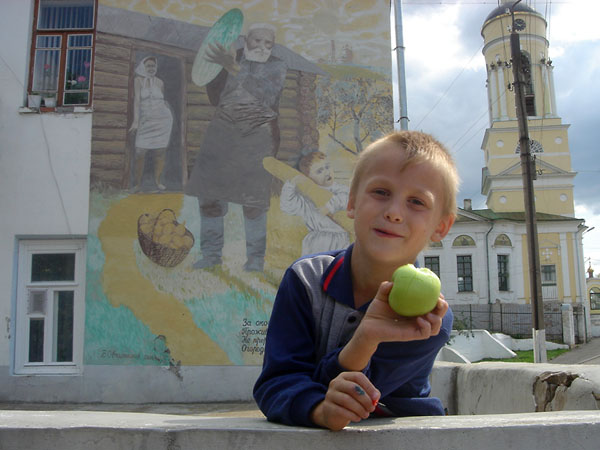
397, 0, 600, 267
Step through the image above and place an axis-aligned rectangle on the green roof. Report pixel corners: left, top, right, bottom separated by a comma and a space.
457, 209, 583, 223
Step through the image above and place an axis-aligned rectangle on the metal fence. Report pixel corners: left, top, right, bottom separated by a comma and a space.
451, 302, 586, 344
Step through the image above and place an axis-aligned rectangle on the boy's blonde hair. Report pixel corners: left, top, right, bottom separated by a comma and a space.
349, 131, 460, 217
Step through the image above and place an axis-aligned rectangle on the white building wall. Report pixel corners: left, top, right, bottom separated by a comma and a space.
0, 0, 91, 370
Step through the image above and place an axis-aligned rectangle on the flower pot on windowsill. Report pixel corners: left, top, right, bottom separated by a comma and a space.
27, 94, 42, 109
43, 96, 56, 108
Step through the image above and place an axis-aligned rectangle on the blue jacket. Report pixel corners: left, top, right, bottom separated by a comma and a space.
253, 245, 453, 427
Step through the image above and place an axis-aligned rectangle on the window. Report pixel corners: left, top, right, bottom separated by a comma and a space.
28, 0, 97, 108
457, 255, 473, 292
14, 240, 86, 374
590, 288, 600, 313
541, 264, 556, 286
424, 256, 440, 278
520, 51, 536, 116
453, 235, 476, 247
494, 234, 512, 247
498, 254, 509, 291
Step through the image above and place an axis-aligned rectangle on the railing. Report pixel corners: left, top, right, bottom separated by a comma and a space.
451, 301, 584, 344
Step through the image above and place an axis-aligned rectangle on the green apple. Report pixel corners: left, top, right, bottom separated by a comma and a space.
388, 264, 441, 317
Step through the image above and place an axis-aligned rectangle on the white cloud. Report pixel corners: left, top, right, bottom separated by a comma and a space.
549, 3, 600, 44
403, 5, 466, 79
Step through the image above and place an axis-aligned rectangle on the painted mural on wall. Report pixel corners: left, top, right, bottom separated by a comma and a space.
86, 0, 393, 367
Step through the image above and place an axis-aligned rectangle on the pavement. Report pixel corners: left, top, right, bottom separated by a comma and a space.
549, 337, 600, 365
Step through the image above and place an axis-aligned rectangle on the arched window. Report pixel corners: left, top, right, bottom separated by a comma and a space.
515, 139, 543, 154
428, 241, 443, 248
453, 235, 476, 247
520, 51, 536, 116
494, 234, 512, 247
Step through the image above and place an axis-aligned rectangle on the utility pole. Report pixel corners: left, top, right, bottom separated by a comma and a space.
509, 1, 547, 363
392, 0, 409, 130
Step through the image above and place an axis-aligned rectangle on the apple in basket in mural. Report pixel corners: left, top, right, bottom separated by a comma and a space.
388, 264, 441, 317
138, 209, 195, 267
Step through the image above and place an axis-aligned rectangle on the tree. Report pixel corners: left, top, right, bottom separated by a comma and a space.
317, 76, 393, 154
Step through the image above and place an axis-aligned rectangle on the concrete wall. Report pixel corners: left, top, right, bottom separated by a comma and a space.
430, 361, 600, 415
0, 0, 92, 372
2, 359, 599, 418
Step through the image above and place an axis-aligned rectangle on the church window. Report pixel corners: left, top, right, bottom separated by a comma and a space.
494, 234, 512, 247
457, 255, 473, 292
590, 288, 600, 313
515, 140, 543, 154
498, 255, 509, 291
453, 235, 476, 247
541, 264, 556, 285
424, 256, 440, 278
520, 51, 536, 116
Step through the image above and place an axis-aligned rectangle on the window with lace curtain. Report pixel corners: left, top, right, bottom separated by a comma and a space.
28, 0, 96, 108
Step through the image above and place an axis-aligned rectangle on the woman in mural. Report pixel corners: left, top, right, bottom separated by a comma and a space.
129, 56, 173, 192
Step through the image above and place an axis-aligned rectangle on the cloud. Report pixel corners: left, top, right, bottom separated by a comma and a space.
398, 1, 600, 260
549, 3, 600, 44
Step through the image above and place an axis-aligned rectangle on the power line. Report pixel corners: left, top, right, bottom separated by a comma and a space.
413, 43, 484, 130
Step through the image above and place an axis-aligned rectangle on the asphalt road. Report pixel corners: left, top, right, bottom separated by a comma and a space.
549, 337, 600, 365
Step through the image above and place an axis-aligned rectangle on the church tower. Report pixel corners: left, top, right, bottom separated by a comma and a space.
480, 0, 575, 216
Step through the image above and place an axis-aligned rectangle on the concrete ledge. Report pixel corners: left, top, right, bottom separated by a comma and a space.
452, 362, 600, 414
1, 410, 600, 450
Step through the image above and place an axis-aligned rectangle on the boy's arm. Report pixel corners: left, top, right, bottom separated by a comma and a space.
338, 282, 449, 371
253, 267, 340, 427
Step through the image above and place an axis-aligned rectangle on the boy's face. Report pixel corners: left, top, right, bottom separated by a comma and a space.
308, 159, 334, 187
347, 145, 454, 267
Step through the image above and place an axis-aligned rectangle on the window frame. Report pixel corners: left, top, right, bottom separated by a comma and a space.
27, 0, 98, 109
457, 255, 473, 292
497, 254, 509, 291
424, 256, 441, 279
590, 287, 600, 313
541, 264, 557, 286
13, 239, 86, 375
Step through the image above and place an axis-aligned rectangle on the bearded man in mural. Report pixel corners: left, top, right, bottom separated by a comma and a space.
186, 23, 288, 272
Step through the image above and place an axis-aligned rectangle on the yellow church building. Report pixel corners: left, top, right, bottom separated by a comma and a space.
419, 0, 595, 339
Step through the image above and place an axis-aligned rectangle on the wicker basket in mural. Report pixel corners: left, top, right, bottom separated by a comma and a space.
137, 209, 195, 267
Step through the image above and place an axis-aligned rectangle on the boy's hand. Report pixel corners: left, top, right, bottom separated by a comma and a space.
360, 281, 449, 345
310, 372, 380, 431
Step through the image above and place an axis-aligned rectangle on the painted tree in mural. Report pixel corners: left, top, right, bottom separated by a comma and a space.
316, 77, 393, 154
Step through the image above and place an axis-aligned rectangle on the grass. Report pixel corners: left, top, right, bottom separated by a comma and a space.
480, 348, 570, 363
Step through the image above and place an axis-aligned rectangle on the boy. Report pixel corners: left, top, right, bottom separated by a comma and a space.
253, 131, 459, 431
280, 151, 350, 254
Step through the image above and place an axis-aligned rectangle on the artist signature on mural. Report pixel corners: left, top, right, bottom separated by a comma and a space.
99, 349, 163, 362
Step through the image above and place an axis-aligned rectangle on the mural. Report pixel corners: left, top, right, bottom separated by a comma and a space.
86, 0, 393, 367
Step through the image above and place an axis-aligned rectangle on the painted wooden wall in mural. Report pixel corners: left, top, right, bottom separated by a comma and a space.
86, 0, 393, 367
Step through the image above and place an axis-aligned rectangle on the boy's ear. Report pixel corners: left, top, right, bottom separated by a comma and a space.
430, 214, 455, 242
346, 193, 355, 219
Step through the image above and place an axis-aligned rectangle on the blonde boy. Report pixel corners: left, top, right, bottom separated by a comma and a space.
254, 131, 459, 430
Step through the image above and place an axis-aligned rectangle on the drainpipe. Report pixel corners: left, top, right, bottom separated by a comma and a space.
485, 222, 495, 329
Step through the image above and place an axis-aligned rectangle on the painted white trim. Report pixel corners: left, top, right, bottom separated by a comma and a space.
13, 239, 86, 375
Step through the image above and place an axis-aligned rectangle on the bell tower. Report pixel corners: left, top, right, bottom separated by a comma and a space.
480, 0, 575, 216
